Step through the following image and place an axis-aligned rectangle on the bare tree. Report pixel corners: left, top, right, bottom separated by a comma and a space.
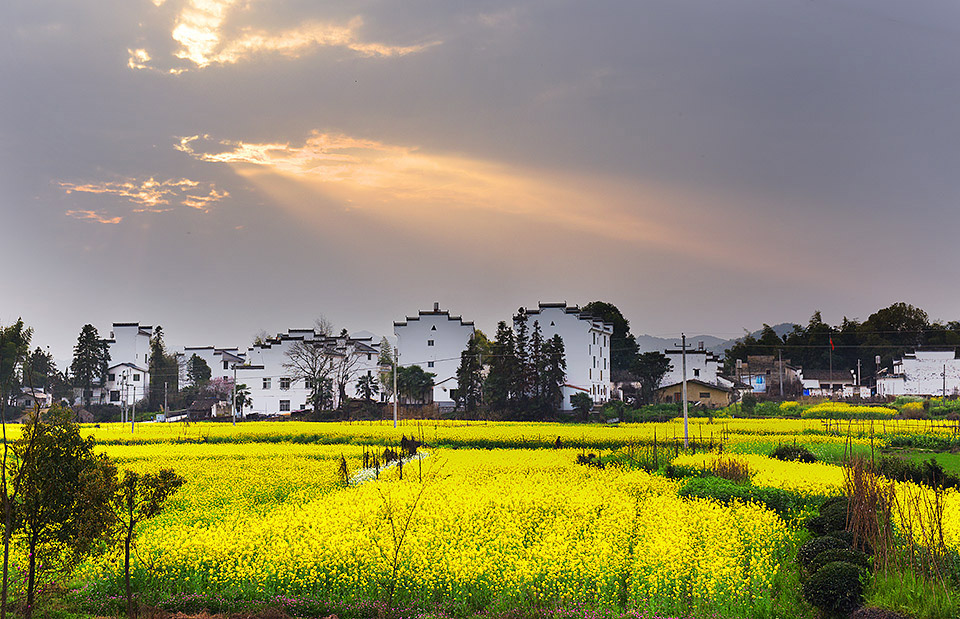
283, 339, 340, 412
313, 316, 335, 337
332, 334, 365, 410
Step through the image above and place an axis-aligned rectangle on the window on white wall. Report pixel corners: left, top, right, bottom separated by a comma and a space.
279, 400, 290, 412
133, 374, 140, 381
427, 361, 434, 367
263, 378, 271, 389
427, 340, 435, 346
280, 378, 291, 390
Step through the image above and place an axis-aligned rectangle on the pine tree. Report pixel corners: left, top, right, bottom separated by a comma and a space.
542, 334, 567, 413
512, 310, 531, 413
377, 337, 394, 401
71, 324, 110, 407
529, 321, 546, 418
148, 327, 178, 411
455, 335, 483, 414
484, 322, 516, 413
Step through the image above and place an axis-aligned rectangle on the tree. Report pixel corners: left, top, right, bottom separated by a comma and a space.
332, 331, 364, 411
540, 334, 567, 414
356, 374, 379, 403
203, 377, 233, 400
633, 351, 671, 405
484, 322, 516, 413
455, 335, 483, 414
112, 469, 184, 619
377, 337, 395, 401
234, 383, 251, 415
512, 311, 532, 412
284, 339, 337, 412
186, 354, 212, 386
0, 320, 31, 619
582, 301, 641, 374
71, 324, 109, 407
149, 326, 178, 411
571, 392, 593, 423
24, 348, 55, 393
397, 366, 435, 405
13, 406, 117, 619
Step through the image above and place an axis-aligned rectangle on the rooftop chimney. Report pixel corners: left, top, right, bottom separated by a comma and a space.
434, 302, 440, 312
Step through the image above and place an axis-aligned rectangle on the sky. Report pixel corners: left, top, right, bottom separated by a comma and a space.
4, 0, 960, 362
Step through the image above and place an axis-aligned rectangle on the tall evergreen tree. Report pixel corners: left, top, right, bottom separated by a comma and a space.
71, 324, 109, 407
512, 310, 531, 413
484, 321, 516, 413
377, 337, 394, 401
541, 334, 567, 414
186, 354, 212, 386
455, 335, 483, 414
148, 326, 178, 411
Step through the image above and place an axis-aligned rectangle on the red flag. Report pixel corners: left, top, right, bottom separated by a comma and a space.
830, 337, 835, 351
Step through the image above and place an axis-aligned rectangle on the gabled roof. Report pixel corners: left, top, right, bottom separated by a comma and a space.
518, 302, 614, 333
657, 378, 732, 393
394, 306, 475, 328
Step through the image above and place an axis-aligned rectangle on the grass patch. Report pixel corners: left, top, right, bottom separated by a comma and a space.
866, 569, 960, 619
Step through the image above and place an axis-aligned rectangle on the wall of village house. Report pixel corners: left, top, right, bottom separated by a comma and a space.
894, 352, 960, 396
516, 305, 613, 410
237, 336, 382, 416
662, 350, 720, 387
395, 311, 474, 405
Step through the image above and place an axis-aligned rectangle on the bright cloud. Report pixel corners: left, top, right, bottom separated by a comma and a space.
130, 0, 436, 73
174, 132, 697, 248
60, 176, 228, 220
65, 210, 123, 225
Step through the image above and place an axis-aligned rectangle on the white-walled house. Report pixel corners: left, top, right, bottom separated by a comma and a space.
515, 302, 614, 410
394, 303, 475, 407
180, 346, 246, 386
876, 348, 960, 397
236, 329, 381, 416
76, 322, 153, 406
662, 346, 722, 388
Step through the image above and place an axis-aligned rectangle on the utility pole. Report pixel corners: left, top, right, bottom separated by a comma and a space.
232, 363, 237, 426
943, 364, 947, 400
393, 347, 398, 429
164, 381, 168, 416
675, 333, 690, 449
131, 386, 136, 433
778, 349, 784, 398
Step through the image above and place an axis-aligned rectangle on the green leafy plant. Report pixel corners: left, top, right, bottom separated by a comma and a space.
797, 536, 849, 571
801, 560, 866, 616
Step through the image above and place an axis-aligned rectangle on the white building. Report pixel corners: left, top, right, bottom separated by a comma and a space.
236, 329, 381, 416
515, 302, 614, 410
876, 348, 960, 397
394, 303, 475, 407
662, 345, 722, 387
76, 322, 153, 407
180, 346, 246, 386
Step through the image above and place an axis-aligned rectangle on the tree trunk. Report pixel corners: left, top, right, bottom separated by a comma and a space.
125, 523, 134, 619
24, 537, 36, 619
0, 503, 10, 619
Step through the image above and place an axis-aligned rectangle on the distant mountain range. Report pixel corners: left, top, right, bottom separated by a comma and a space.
635, 323, 796, 357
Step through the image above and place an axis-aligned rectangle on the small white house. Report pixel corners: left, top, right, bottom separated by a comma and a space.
662, 345, 722, 388
75, 322, 153, 406
180, 346, 246, 386
394, 303, 475, 407
237, 329, 382, 416
515, 302, 614, 410
102, 363, 149, 407
876, 348, 960, 397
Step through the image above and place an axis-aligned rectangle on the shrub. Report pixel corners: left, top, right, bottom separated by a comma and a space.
797, 536, 849, 570
876, 456, 960, 490
770, 443, 818, 463
801, 402, 898, 420
678, 476, 805, 517
801, 561, 866, 616
740, 393, 757, 414
710, 456, 751, 483
808, 496, 849, 536
808, 548, 871, 574
900, 401, 927, 419
849, 608, 911, 619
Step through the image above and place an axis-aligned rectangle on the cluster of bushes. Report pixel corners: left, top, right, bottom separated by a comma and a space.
771, 443, 818, 464
801, 402, 899, 420
798, 496, 876, 617
678, 475, 813, 518
875, 456, 960, 490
